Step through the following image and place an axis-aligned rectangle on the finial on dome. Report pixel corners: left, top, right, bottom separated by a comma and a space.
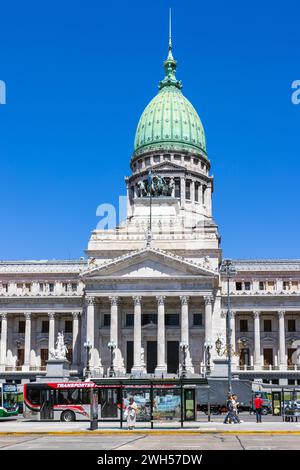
159, 8, 182, 90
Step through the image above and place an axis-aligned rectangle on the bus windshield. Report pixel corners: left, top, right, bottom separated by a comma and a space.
1, 384, 18, 414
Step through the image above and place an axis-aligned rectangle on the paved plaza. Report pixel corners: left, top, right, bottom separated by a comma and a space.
0, 415, 300, 450
0, 433, 299, 450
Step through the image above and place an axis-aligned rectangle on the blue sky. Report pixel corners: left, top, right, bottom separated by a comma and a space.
0, 0, 299, 260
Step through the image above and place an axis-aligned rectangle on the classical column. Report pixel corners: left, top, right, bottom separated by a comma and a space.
131, 296, 143, 375
109, 296, 125, 374
86, 297, 95, 369
253, 310, 261, 370
72, 311, 80, 367
23, 312, 32, 371
155, 295, 167, 375
0, 312, 7, 370
204, 296, 213, 344
48, 311, 55, 358
180, 296, 194, 373
278, 310, 286, 369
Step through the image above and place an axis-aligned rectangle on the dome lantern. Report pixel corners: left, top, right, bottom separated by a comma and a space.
132, 13, 207, 159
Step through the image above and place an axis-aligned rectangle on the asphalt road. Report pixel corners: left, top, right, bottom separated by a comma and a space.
0, 434, 299, 450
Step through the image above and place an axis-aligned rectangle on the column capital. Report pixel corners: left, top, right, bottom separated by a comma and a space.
204, 295, 214, 306
253, 310, 261, 318
278, 310, 285, 318
156, 295, 166, 305
0, 312, 7, 320
132, 296, 142, 306
180, 295, 189, 305
24, 312, 31, 320
72, 311, 81, 319
109, 296, 119, 306
229, 310, 236, 318
48, 311, 55, 319
86, 296, 96, 306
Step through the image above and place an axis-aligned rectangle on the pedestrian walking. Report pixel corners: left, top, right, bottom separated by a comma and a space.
223, 394, 239, 424
124, 397, 138, 430
253, 394, 264, 423
232, 394, 243, 423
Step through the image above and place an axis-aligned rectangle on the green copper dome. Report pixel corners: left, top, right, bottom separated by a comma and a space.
133, 44, 206, 157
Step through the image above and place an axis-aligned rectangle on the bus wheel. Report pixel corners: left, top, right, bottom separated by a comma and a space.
61, 410, 76, 422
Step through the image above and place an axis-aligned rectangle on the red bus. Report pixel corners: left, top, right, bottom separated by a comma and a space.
24, 382, 120, 422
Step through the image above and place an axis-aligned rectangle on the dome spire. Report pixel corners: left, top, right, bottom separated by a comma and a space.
159, 8, 182, 90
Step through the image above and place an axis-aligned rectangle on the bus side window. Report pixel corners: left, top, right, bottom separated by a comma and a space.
80, 389, 90, 405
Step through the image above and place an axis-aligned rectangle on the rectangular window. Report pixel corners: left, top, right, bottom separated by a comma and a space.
236, 282, 242, 291
240, 319, 248, 332
288, 348, 296, 366
291, 281, 298, 290
39, 283, 44, 292
49, 283, 55, 292
17, 283, 22, 289
267, 281, 275, 291
193, 313, 202, 326
65, 320, 72, 333
165, 314, 179, 326
244, 282, 251, 291
18, 321, 25, 334
2, 284, 8, 292
259, 281, 265, 290
126, 314, 134, 327
25, 283, 31, 291
17, 349, 24, 366
103, 314, 110, 327
185, 181, 191, 200
263, 319, 272, 332
40, 348, 48, 366
288, 319, 296, 332
263, 348, 273, 366
175, 179, 180, 198
71, 283, 77, 292
62, 283, 68, 292
41, 320, 49, 333
283, 281, 290, 291
142, 314, 157, 326
195, 182, 200, 202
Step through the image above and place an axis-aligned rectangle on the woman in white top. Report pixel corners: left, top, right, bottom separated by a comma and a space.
125, 397, 138, 430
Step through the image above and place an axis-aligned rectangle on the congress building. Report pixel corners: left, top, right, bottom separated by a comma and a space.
1, 38, 300, 387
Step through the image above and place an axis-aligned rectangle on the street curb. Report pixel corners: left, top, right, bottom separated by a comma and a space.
1, 430, 300, 436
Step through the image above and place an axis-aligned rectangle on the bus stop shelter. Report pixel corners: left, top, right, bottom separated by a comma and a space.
91, 377, 210, 428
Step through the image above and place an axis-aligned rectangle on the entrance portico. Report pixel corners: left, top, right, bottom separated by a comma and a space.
81, 246, 219, 377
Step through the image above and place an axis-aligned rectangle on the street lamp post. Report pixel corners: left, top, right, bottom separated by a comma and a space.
180, 341, 188, 379
84, 340, 92, 379
220, 258, 237, 395
108, 341, 116, 377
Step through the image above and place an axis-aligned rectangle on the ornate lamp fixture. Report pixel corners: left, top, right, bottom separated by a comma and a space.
108, 340, 117, 377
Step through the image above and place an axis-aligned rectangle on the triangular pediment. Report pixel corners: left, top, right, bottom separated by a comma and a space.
81, 247, 218, 280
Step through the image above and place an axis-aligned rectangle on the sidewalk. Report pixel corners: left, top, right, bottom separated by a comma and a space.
1, 418, 300, 435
